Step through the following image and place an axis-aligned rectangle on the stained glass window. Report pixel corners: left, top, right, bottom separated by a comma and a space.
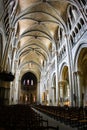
27, 79, 29, 85
31, 80, 33, 85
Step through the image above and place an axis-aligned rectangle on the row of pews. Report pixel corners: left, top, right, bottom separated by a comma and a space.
0, 104, 59, 130
32, 105, 87, 130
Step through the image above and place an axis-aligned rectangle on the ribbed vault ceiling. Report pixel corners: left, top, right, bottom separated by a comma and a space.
15, 0, 74, 78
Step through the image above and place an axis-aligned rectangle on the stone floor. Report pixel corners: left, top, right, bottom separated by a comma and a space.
32, 107, 78, 130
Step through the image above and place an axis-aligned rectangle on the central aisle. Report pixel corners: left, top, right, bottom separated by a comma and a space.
32, 107, 77, 130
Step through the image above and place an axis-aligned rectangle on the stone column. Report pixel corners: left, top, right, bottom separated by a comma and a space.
11, 47, 16, 74
55, 51, 59, 106
18, 79, 21, 103
73, 72, 78, 106
39, 78, 44, 104
54, 44, 59, 106
51, 86, 55, 106
58, 80, 67, 106
65, 34, 74, 106
9, 82, 14, 105
74, 71, 83, 107
10, 60, 19, 104
37, 81, 40, 104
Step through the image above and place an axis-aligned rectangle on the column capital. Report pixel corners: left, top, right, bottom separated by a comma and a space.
73, 71, 83, 76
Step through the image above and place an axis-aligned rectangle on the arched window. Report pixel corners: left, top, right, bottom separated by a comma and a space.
21, 72, 37, 90
68, 18, 71, 30
60, 28, 63, 43
77, 23, 81, 30
72, 32, 75, 43
69, 7, 73, 20
78, 0, 86, 6
70, 36, 73, 44
10, 0, 16, 14
82, 0, 86, 5
80, 18, 84, 26
68, 5, 79, 28
75, 27, 78, 34
64, 46, 66, 52
72, 31, 75, 37
72, 6, 79, 21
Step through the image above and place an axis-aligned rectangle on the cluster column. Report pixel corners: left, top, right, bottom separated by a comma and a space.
58, 80, 67, 106
74, 71, 83, 107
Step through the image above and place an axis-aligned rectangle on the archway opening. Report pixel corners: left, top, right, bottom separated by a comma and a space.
20, 72, 37, 104
78, 48, 87, 106
59, 66, 70, 106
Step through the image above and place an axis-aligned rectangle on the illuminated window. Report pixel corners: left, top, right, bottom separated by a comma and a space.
27, 79, 29, 85
31, 80, 33, 85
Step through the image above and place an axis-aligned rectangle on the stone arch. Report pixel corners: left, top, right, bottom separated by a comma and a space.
78, 0, 86, 6
59, 64, 70, 106
74, 43, 87, 106
74, 43, 87, 71
20, 72, 37, 104
78, 49, 87, 106
59, 62, 67, 80
62, 66, 69, 82
67, 4, 80, 30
